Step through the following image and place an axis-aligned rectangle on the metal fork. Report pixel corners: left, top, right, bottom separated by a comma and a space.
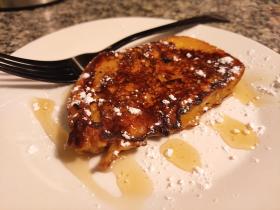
0, 15, 228, 83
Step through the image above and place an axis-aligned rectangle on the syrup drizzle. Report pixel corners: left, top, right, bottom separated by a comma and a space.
212, 114, 259, 150
111, 157, 153, 197
233, 80, 260, 106
160, 138, 201, 172
233, 74, 274, 106
32, 98, 152, 210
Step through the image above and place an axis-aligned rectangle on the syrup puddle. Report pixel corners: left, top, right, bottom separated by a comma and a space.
233, 80, 260, 106
233, 74, 275, 106
212, 115, 259, 150
32, 97, 152, 210
112, 157, 153, 197
160, 138, 201, 172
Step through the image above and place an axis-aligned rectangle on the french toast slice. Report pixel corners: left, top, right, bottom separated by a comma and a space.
67, 36, 245, 170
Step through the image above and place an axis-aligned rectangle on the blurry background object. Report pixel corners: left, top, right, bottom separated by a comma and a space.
0, 0, 278, 54
0, 0, 62, 11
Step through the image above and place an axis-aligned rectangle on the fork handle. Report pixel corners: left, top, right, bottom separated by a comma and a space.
105, 14, 229, 51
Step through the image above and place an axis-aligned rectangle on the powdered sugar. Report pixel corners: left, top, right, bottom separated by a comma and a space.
186, 53, 192, 58
255, 85, 277, 96
84, 109, 91, 116
113, 107, 122, 116
182, 98, 193, 105
27, 145, 39, 155
127, 106, 142, 114
173, 56, 180, 62
120, 140, 131, 147
162, 99, 170, 105
168, 94, 177, 101
81, 72, 90, 79
165, 148, 174, 157
252, 75, 280, 96
218, 56, 234, 64
121, 131, 134, 140
246, 122, 266, 136
84, 93, 95, 104
195, 70, 206, 78
231, 66, 241, 74
217, 66, 226, 75
72, 85, 81, 92
32, 102, 40, 111
192, 166, 212, 191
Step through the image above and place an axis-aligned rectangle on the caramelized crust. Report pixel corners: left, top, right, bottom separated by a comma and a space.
67, 36, 245, 170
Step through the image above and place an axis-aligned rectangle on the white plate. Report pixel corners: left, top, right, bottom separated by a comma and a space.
0, 17, 280, 210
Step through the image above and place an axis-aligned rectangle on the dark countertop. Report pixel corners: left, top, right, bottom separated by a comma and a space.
0, 0, 279, 54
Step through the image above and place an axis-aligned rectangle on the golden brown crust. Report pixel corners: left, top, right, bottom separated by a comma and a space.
67, 36, 245, 170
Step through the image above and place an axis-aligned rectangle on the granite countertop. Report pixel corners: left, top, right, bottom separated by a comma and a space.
0, 0, 279, 54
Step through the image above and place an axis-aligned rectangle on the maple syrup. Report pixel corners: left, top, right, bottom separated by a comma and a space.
233, 72, 274, 107
160, 138, 201, 172
212, 115, 259, 150
32, 98, 152, 210
111, 157, 153, 197
233, 80, 260, 106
